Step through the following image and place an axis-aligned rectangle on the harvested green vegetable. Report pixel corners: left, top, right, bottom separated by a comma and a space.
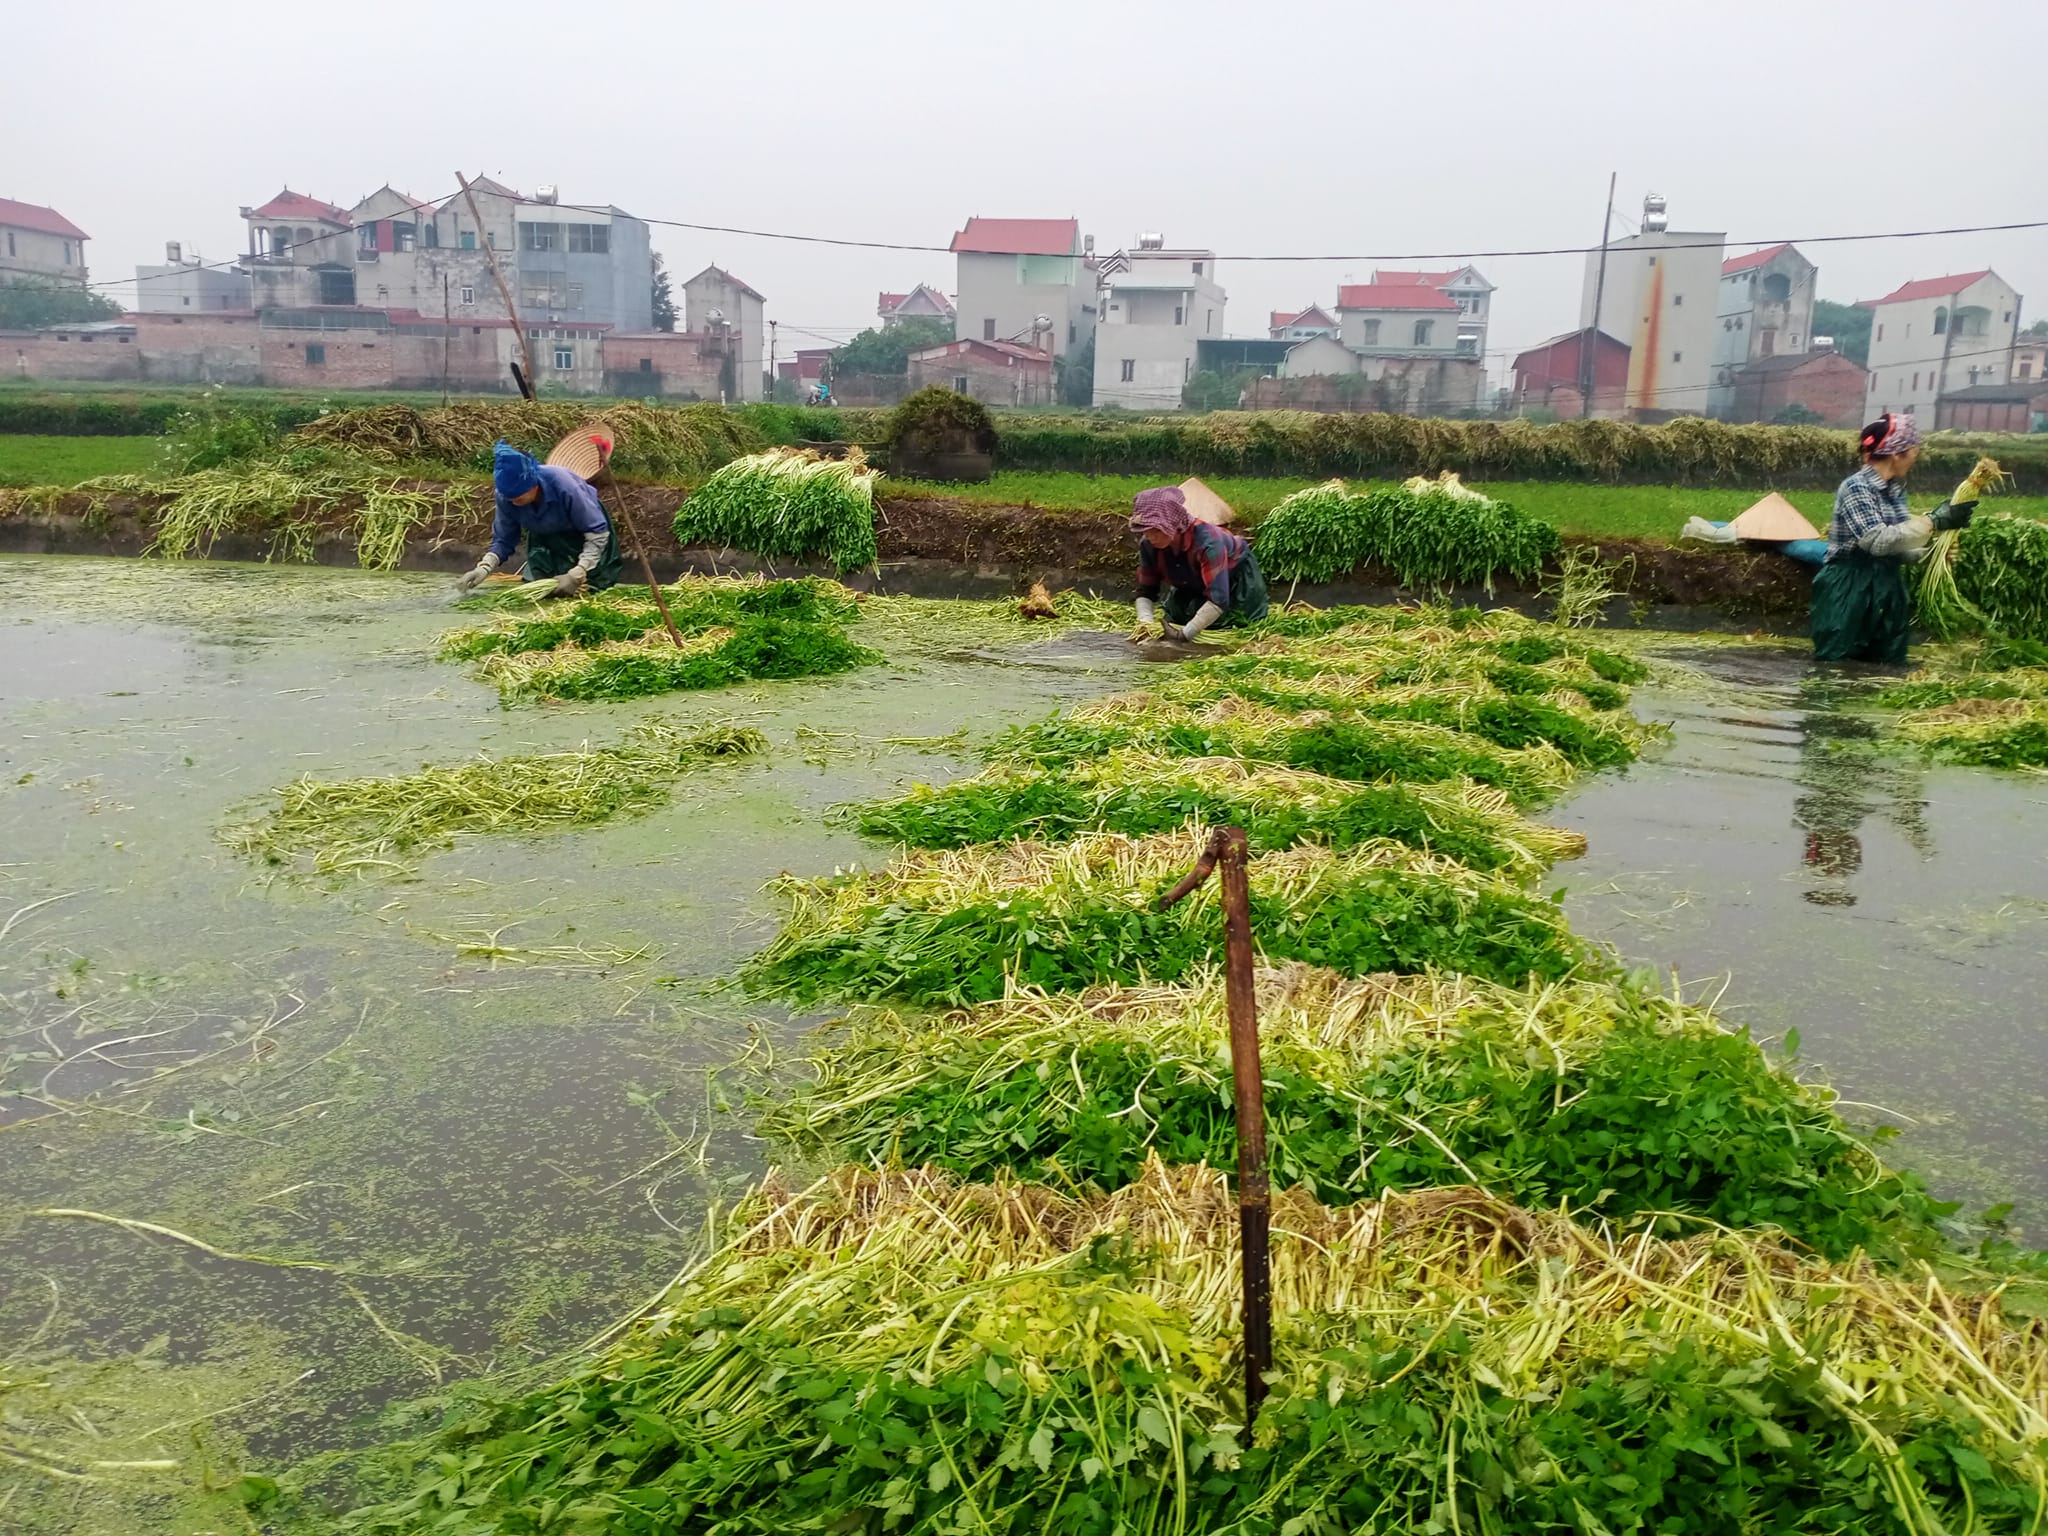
1254, 481, 1558, 591
672, 446, 880, 571
342, 1161, 2048, 1536
765, 967, 1944, 1257
221, 721, 765, 878
743, 830, 1591, 1005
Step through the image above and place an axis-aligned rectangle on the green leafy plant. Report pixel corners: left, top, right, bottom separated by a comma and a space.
1254, 482, 1558, 591
671, 447, 880, 570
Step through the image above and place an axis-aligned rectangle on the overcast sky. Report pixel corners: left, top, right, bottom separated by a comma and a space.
14, 0, 2046, 376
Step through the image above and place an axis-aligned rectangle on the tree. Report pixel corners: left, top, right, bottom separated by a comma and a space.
1772, 402, 1825, 427
650, 252, 677, 332
0, 280, 122, 330
1811, 299, 1872, 367
1182, 367, 1261, 412
1056, 335, 1095, 407
829, 317, 952, 377
2029, 319, 2048, 337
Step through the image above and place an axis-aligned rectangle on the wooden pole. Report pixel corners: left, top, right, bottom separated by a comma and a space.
592, 452, 685, 649
1158, 825, 1272, 1422
457, 171, 534, 396
1582, 171, 1617, 418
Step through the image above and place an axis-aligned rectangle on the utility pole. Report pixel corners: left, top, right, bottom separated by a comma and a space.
458, 171, 534, 397
441, 274, 451, 406
1582, 172, 1617, 418
768, 319, 777, 401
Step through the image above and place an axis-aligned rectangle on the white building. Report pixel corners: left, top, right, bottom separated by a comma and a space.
1372, 267, 1494, 357
1269, 304, 1338, 342
950, 217, 1095, 358
682, 266, 766, 401
878, 283, 954, 329
1092, 237, 1226, 409
133, 243, 251, 314
1334, 282, 1463, 357
1710, 242, 1818, 418
1862, 269, 2022, 421
0, 198, 90, 286
1578, 195, 1723, 418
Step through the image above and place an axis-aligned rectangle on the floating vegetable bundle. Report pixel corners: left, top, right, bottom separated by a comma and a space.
742, 829, 1590, 1006
346, 1160, 2048, 1536
763, 966, 1943, 1256
672, 446, 880, 571
221, 720, 764, 878
1253, 481, 1558, 591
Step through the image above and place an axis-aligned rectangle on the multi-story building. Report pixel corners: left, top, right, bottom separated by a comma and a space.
2012, 331, 2048, 386
1092, 237, 1225, 409
1861, 270, 2023, 421
1710, 243, 1817, 418
1578, 194, 1723, 417
951, 217, 1095, 358
1372, 267, 1494, 357
0, 199, 90, 286
878, 284, 954, 329
681, 265, 765, 402
1334, 283, 1462, 358
1268, 305, 1337, 342
133, 243, 251, 313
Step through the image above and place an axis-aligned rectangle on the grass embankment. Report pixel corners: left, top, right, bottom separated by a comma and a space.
0, 433, 163, 486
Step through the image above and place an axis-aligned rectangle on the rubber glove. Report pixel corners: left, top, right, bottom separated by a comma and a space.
456, 551, 501, 591
548, 567, 589, 598
1932, 502, 1976, 531
1176, 601, 1226, 642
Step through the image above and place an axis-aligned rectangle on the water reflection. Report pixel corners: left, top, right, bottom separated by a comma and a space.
1790, 674, 1931, 908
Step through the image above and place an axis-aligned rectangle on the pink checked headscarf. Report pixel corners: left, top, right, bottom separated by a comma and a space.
1130, 486, 1193, 540
1862, 412, 1922, 459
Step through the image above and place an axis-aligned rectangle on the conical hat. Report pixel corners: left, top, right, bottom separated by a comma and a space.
1178, 476, 1236, 526
1728, 492, 1821, 542
545, 425, 616, 482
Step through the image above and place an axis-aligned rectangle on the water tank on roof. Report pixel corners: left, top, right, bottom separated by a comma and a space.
1137, 233, 1164, 250
1642, 193, 1668, 234
535, 186, 559, 205
166, 241, 182, 264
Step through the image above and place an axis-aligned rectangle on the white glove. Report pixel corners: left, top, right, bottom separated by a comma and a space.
1178, 601, 1226, 640
548, 567, 589, 598
1136, 597, 1157, 625
456, 551, 501, 591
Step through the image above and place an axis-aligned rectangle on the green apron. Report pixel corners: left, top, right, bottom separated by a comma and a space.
1810, 551, 1910, 665
521, 523, 623, 592
1162, 549, 1271, 628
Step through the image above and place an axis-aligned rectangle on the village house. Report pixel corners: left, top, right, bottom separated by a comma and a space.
2013, 332, 2047, 386
1511, 329, 1631, 418
1728, 349, 1868, 427
1934, 381, 2048, 434
1268, 305, 1337, 343
878, 284, 954, 329
681, 266, 766, 401
1092, 236, 1226, 409
1709, 243, 1817, 418
1372, 268, 1494, 357
950, 216, 1095, 358
907, 337, 1053, 406
1862, 270, 2022, 420
1579, 195, 1724, 419
0, 198, 90, 286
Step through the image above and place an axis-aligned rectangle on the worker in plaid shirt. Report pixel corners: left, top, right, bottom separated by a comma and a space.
1811, 414, 1975, 664
1129, 486, 1270, 642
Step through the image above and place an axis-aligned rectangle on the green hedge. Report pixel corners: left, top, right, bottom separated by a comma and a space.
0, 396, 186, 436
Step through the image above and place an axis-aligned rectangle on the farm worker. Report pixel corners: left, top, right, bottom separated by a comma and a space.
1810, 413, 1975, 665
1130, 486, 1269, 642
455, 441, 624, 596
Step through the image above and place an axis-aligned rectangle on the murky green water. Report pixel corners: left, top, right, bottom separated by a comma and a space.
3, 558, 2045, 1531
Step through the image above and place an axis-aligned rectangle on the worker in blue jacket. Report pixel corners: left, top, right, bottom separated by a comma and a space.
456, 441, 623, 596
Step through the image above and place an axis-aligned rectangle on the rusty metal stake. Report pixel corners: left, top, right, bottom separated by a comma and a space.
1158, 825, 1271, 1423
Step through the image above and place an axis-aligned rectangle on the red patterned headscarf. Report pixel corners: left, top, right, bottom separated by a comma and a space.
1130, 486, 1192, 539
1861, 412, 1922, 459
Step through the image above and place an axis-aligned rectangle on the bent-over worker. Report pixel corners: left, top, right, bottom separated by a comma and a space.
456, 440, 624, 596
1130, 486, 1269, 642
1809, 413, 1974, 665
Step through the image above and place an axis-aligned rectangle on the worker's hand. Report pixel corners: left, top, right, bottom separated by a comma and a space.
1933, 502, 1977, 531
1128, 622, 1159, 643
548, 568, 589, 599
1164, 624, 1196, 644
455, 562, 492, 592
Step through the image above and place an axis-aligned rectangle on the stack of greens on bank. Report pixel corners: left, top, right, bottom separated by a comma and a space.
310, 598, 2048, 1536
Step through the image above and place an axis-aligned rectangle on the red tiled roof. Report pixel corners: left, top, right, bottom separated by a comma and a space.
1336, 284, 1459, 312
878, 292, 908, 312
1721, 243, 1791, 276
1371, 269, 1458, 287
950, 217, 1080, 256
909, 338, 1051, 367
1861, 271, 1995, 306
248, 189, 351, 225
0, 198, 88, 240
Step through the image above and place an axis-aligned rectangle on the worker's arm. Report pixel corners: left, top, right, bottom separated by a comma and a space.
549, 473, 612, 595
1860, 514, 1933, 560
460, 499, 523, 589
1178, 601, 1226, 639
1132, 546, 1164, 637
1171, 532, 1233, 639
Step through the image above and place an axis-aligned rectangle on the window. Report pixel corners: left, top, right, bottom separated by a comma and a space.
954, 376, 970, 394
460, 285, 474, 306
1120, 358, 1135, 382
1759, 328, 1774, 357
1877, 323, 1884, 340
424, 223, 439, 249
1192, 261, 1203, 275
1648, 256, 1658, 267
1183, 357, 1192, 382
1673, 293, 1683, 306
520, 222, 558, 251
1672, 351, 1683, 363
2022, 361, 2034, 380
1933, 308, 1948, 335
1206, 310, 1213, 332
375, 284, 389, 301
359, 224, 379, 252
1173, 305, 1184, 326
1361, 318, 1380, 345
63, 241, 73, 263
983, 318, 996, 340
1413, 319, 1433, 346
4, 233, 12, 256
394, 223, 416, 253
567, 283, 583, 308
555, 346, 575, 369
566, 224, 610, 254
639, 357, 653, 373
528, 327, 541, 339
182, 296, 191, 307
1912, 372, 1920, 390
305, 343, 326, 365
461, 231, 477, 250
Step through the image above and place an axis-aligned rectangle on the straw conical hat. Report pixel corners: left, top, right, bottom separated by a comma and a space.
1728, 492, 1821, 542
545, 424, 617, 482
1179, 476, 1236, 526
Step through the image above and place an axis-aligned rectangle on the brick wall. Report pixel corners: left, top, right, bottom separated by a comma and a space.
908, 351, 1050, 407
1731, 355, 1868, 427
600, 332, 730, 399
3, 328, 141, 382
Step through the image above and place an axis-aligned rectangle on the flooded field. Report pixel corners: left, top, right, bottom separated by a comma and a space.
2, 555, 2044, 1531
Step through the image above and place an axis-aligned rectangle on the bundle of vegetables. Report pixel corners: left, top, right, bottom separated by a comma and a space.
221, 720, 764, 878
989, 693, 1577, 806
345, 1160, 2048, 1536
1253, 480, 1558, 591
1911, 456, 2037, 639
1891, 695, 2048, 771
440, 579, 878, 701
742, 829, 1591, 1005
848, 749, 1584, 875
671, 446, 880, 571
764, 966, 1944, 1257
291, 400, 764, 479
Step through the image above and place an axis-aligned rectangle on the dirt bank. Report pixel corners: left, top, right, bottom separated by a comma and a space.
0, 482, 1815, 619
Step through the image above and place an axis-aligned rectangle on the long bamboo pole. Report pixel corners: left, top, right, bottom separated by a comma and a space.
592, 451, 685, 648
1159, 825, 1272, 1421
457, 172, 535, 395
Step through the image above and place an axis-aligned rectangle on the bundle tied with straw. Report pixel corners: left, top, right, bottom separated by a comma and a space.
349, 1159, 2048, 1536
672, 446, 881, 572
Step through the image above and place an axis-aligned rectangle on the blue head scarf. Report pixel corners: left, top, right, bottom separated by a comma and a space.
493, 440, 542, 500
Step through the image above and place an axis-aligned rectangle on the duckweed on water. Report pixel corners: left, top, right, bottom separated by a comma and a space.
221, 721, 765, 878
335, 1161, 2048, 1536
762, 966, 1945, 1258
742, 830, 1590, 1006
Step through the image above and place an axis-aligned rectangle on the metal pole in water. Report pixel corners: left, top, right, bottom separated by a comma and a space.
1159, 825, 1272, 1422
